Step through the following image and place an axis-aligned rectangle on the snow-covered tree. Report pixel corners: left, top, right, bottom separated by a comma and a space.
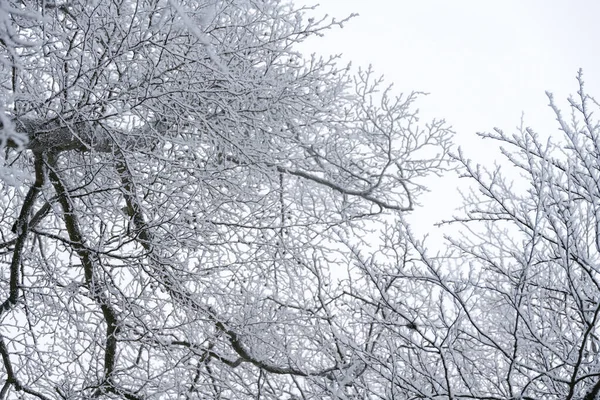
345, 71, 600, 400
0, 1, 453, 398
447, 71, 600, 399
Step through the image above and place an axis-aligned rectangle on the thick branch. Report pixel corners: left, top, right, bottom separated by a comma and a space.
0, 152, 52, 400
584, 378, 600, 400
8, 117, 161, 154
46, 156, 120, 393
1, 152, 44, 313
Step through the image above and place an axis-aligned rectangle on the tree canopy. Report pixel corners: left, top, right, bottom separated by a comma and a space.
3, 1, 600, 400
0, 1, 453, 399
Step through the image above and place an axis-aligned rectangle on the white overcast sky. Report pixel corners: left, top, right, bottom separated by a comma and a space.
297, 0, 600, 235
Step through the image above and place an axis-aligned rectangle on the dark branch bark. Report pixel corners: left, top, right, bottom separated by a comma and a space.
0, 151, 52, 400
584, 379, 600, 400
46, 155, 121, 395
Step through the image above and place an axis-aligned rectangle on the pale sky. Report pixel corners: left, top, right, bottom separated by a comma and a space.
298, 1, 600, 235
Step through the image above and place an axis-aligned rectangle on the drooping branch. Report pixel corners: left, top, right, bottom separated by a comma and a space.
277, 165, 413, 212
221, 153, 413, 211
115, 154, 350, 380
214, 320, 345, 378
170, 335, 349, 379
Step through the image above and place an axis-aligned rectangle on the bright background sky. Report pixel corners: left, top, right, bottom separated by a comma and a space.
297, 0, 600, 237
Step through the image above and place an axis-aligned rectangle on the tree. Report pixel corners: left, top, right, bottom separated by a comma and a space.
343, 70, 600, 400
448, 71, 600, 399
0, 1, 453, 398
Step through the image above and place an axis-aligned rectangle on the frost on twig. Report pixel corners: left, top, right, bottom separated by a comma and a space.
0, 1, 454, 399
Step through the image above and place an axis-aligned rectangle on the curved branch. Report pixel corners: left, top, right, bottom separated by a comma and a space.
0, 152, 51, 400
46, 155, 121, 395
214, 320, 343, 378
